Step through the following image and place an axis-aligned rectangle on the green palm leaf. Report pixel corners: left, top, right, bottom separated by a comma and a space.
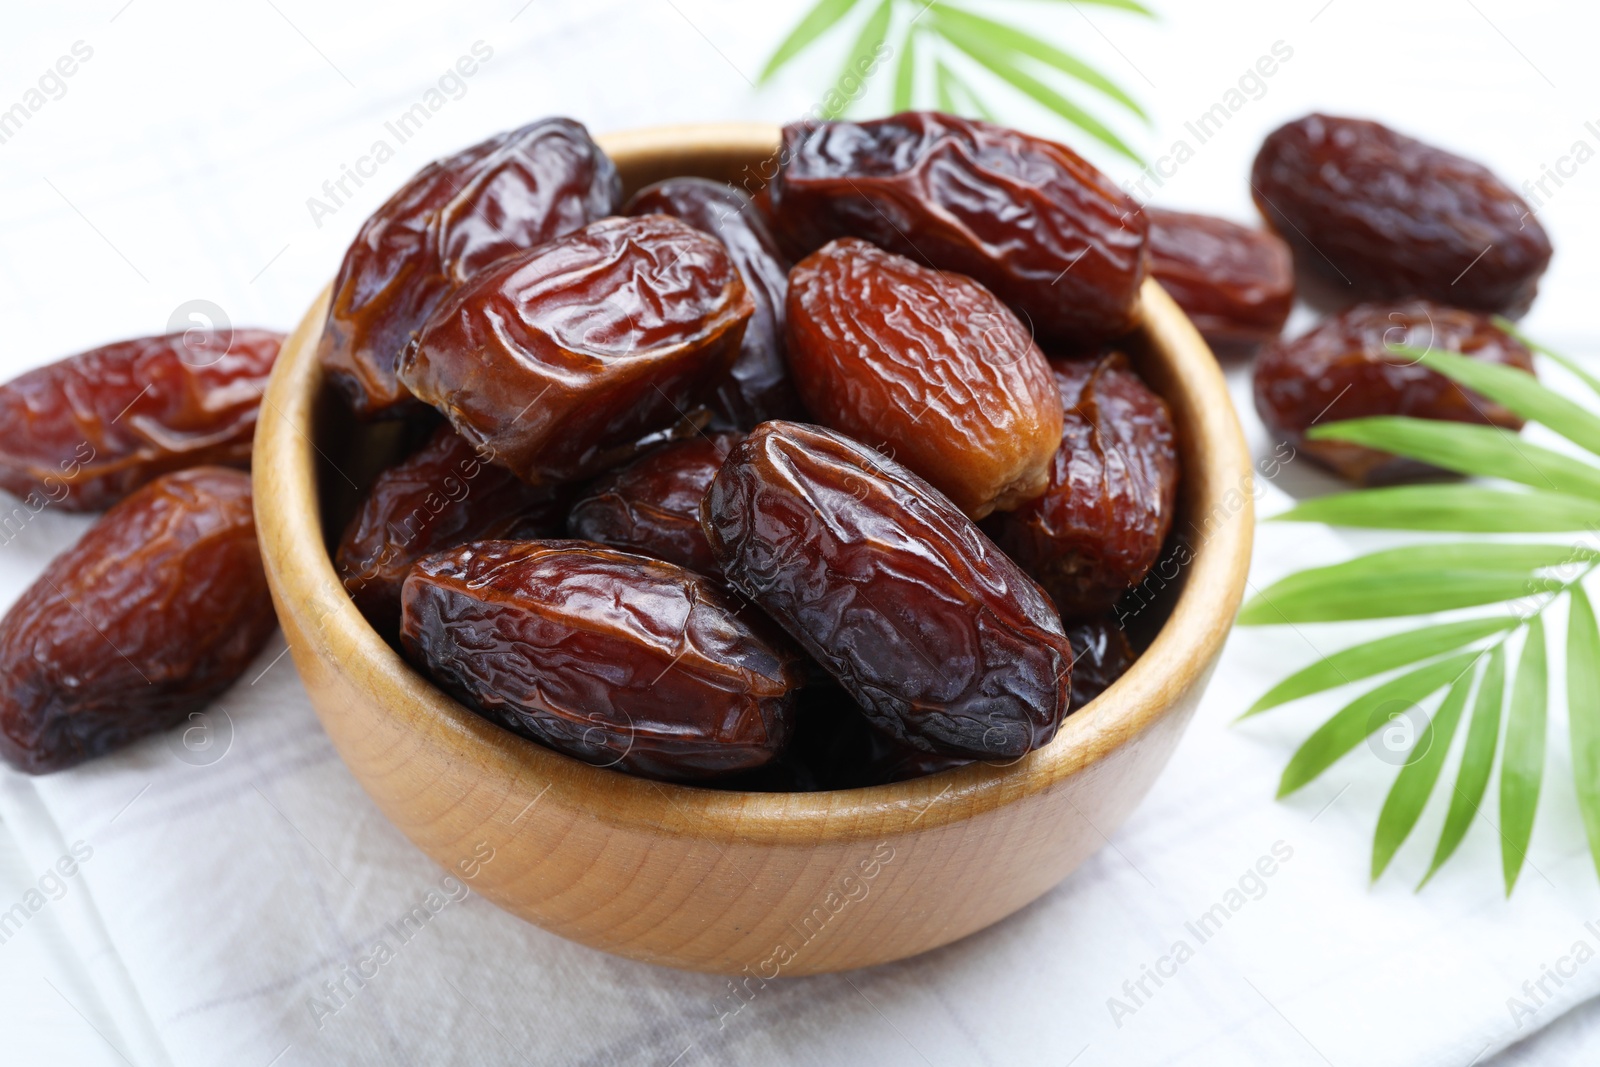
934, 59, 995, 120
1501, 617, 1548, 894
892, 21, 918, 111
1278, 653, 1480, 798
934, 56, 960, 111
821, 0, 895, 119
1269, 484, 1600, 533
1494, 318, 1600, 398
1307, 418, 1600, 499
759, 0, 865, 83
1030, 0, 1155, 12
929, 4, 1148, 119
1390, 344, 1600, 458
940, 30, 1142, 161
1239, 543, 1575, 625
1372, 670, 1474, 881
1243, 616, 1516, 717
1570, 586, 1600, 881
1420, 647, 1505, 888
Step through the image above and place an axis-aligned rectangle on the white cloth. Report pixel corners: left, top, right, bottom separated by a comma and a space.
3, 2, 1600, 1064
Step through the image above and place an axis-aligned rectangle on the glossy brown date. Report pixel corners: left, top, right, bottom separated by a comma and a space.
986, 354, 1179, 619
398, 214, 753, 485
1145, 208, 1293, 346
768, 112, 1148, 345
400, 540, 802, 781
1251, 114, 1551, 314
1066, 617, 1136, 711
319, 118, 620, 418
786, 238, 1063, 519
624, 178, 801, 428
1253, 301, 1535, 483
335, 425, 566, 638
0, 468, 277, 773
566, 432, 739, 579
703, 421, 1072, 759
0, 329, 283, 512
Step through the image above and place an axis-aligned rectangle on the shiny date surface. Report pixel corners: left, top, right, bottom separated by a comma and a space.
400, 540, 802, 781
398, 214, 753, 485
703, 421, 1072, 759
786, 238, 1063, 519
319, 117, 620, 417
0, 468, 277, 773
769, 111, 1148, 345
0, 329, 282, 511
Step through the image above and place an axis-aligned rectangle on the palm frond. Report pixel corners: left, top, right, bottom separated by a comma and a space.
1420, 648, 1505, 887
759, 0, 865, 84
1373, 670, 1474, 881
1246, 326, 1600, 890
1500, 618, 1548, 894
757, 0, 1152, 156
1268, 484, 1600, 533
1277, 654, 1480, 799
1308, 417, 1600, 499
1243, 617, 1516, 718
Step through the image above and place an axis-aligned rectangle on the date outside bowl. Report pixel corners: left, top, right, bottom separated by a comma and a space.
252, 123, 1254, 976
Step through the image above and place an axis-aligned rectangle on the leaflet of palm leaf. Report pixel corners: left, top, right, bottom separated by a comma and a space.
1239, 326, 1600, 895
758, 0, 1153, 162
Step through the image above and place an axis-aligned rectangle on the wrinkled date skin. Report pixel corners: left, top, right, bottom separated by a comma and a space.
987, 354, 1179, 619
0, 468, 277, 773
566, 433, 740, 579
1251, 114, 1551, 314
1066, 617, 1136, 711
398, 214, 753, 485
762, 616, 1135, 792
319, 118, 621, 418
400, 540, 803, 781
0, 330, 283, 511
786, 238, 1064, 519
335, 426, 567, 638
1145, 208, 1294, 346
703, 422, 1072, 759
769, 112, 1148, 345
625, 178, 801, 428
1254, 301, 1535, 483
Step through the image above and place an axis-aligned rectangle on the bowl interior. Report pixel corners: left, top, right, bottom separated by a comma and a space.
287, 123, 1250, 830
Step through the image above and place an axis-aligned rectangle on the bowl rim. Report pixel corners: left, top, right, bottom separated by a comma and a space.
253, 121, 1254, 848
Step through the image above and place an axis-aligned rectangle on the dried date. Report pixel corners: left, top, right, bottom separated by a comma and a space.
986, 354, 1179, 619
0, 329, 283, 512
335, 425, 566, 638
1145, 208, 1293, 346
1066, 617, 1136, 711
768, 112, 1148, 344
319, 118, 621, 418
786, 238, 1063, 519
1251, 114, 1551, 314
1253, 301, 1535, 483
566, 432, 739, 579
703, 421, 1072, 759
0, 468, 277, 773
397, 214, 753, 485
625, 178, 800, 428
400, 540, 802, 781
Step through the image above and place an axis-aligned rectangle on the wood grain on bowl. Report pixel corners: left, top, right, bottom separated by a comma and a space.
252, 124, 1253, 975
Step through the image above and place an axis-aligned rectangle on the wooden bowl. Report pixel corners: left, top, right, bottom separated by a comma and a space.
253, 123, 1253, 976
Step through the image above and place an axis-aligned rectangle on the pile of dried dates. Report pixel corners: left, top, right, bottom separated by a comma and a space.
0, 106, 1550, 784
328, 111, 1184, 788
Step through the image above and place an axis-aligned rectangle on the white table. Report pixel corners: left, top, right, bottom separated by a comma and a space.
2, 2, 1598, 1064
